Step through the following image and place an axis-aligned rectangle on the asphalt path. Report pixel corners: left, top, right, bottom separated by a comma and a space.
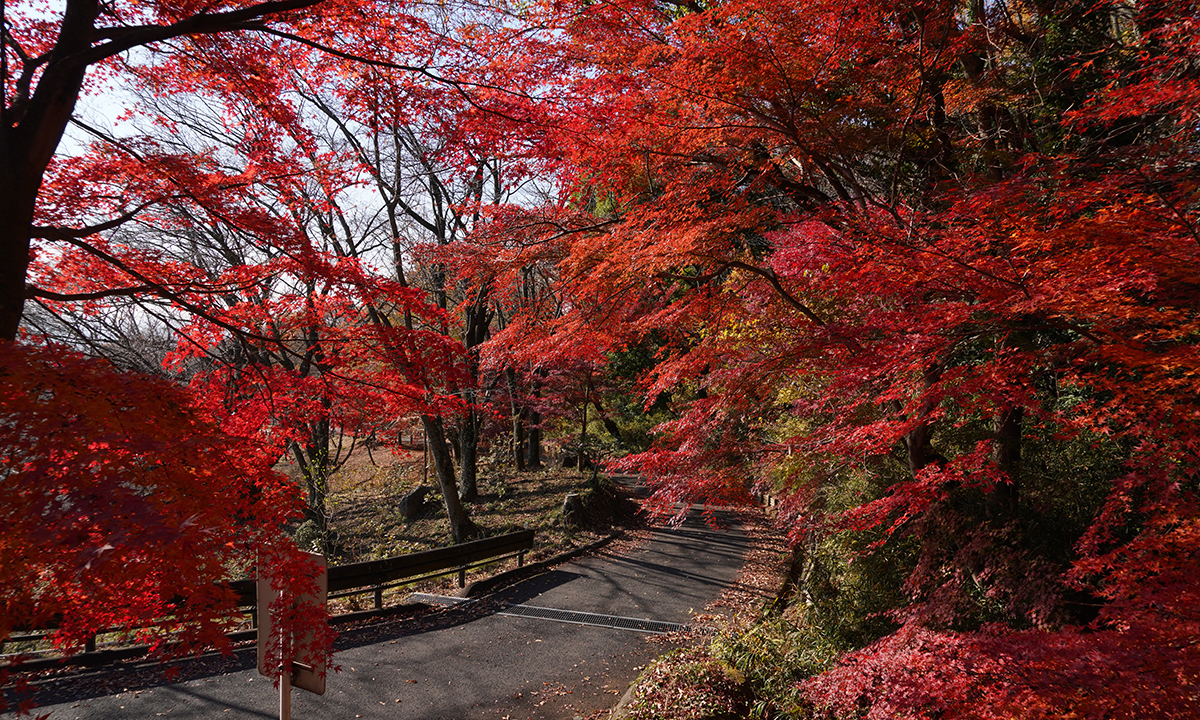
8, 508, 749, 720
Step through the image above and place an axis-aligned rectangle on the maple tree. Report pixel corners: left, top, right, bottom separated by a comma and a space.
151, 10, 542, 537
0, 0, 360, 686
0, 342, 331, 689
1, 0, 524, 686
193, 0, 553, 521
477, 0, 1200, 716
7, 0, 1199, 715
476, 215, 563, 470
10, 0, 560, 550
0, 0, 341, 342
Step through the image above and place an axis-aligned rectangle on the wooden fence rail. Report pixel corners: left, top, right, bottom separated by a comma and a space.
2, 529, 535, 671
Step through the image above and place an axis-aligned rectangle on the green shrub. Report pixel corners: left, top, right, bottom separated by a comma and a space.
622, 648, 754, 720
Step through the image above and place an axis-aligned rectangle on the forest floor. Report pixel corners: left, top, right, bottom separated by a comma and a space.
294, 439, 654, 614
293, 437, 793, 667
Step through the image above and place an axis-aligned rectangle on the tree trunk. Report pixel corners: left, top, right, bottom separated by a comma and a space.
422, 414, 480, 543
0, 0, 103, 342
0, 184, 35, 342
525, 372, 545, 469
506, 368, 526, 471
579, 377, 589, 470
991, 404, 1023, 520
456, 289, 490, 502
989, 330, 1027, 522
514, 413, 527, 471
901, 364, 945, 477
589, 396, 626, 446
526, 408, 543, 469
308, 417, 331, 526
290, 420, 331, 554
458, 404, 479, 502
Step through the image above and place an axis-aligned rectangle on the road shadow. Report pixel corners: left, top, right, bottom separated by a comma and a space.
5, 568, 584, 711
5, 506, 743, 713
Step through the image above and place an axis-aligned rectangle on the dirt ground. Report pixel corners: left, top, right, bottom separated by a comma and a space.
282, 438, 646, 612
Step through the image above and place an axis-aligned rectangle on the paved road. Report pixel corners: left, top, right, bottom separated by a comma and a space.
8, 509, 749, 720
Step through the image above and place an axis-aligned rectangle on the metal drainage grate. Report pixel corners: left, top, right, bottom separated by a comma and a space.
410, 593, 472, 606
409, 593, 688, 635
497, 605, 688, 635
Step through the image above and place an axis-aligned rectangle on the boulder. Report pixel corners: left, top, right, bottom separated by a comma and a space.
561, 492, 584, 527
398, 485, 432, 519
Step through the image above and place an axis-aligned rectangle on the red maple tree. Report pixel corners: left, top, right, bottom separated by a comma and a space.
0, 342, 332, 668
1, 0, 490, 685
479, 0, 1200, 715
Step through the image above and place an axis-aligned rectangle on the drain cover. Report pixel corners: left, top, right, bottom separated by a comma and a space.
498, 605, 688, 635
410, 593, 471, 606
408, 593, 688, 634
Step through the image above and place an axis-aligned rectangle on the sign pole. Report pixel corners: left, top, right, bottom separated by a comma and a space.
280, 587, 292, 720
280, 668, 291, 720
258, 552, 328, 720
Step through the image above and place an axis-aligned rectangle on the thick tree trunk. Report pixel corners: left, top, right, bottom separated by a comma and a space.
446, 425, 461, 468
513, 414, 526, 472
901, 364, 945, 477
0, 0, 102, 342
0, 187, 35, 342
526, 409, 543, 469
458, 405, 479, 502
306, 418, 331, 528
422, 414, 480, 543
991, 404, 1023, 520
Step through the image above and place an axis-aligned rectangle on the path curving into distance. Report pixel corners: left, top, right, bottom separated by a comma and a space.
7, 506, 749, 720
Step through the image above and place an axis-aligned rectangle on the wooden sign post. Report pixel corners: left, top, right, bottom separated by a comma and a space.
257, 552, 328, 720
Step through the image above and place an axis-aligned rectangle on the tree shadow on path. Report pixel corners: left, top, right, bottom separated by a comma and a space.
7, 571, 583, 711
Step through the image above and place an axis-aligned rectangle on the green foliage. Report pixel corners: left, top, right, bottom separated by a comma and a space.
1020, 422, 1127, 559
623, 648, 753, 720
765, 457, 916, 640
711, 611, 841, 720
803, 529, 917, 647
606, 405, 675, 454
598, 338, 677, 454
292, 520, 326, 555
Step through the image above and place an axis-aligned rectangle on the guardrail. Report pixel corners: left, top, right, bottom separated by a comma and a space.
2, 529, 535, 671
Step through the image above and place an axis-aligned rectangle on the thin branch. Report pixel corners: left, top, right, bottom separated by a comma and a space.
1137, 168, 1200, 249
723, 260, 827, 326
242, 25, 548, 129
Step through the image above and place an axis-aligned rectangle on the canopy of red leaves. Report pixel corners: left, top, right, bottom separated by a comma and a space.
474, 0, 1200, 716
0, 343, 324, 666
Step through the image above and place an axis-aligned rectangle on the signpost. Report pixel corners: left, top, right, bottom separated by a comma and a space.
257, 552, 328, 719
